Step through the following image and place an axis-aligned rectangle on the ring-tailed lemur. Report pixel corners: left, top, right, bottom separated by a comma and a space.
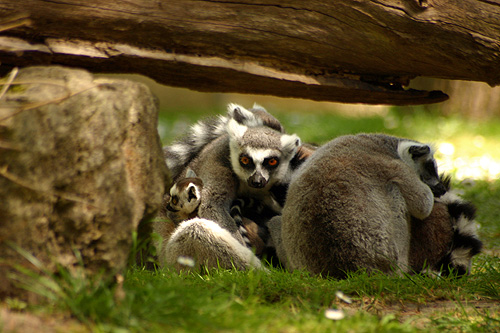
163, 103, 315, 213
164, 103, 284, 180
154, 169, 204, 251
279, 133, 448, 278
162, 168, 203, 225
168, 112, 300, 244
163, 218, 266, 272
156, 104, 306, 271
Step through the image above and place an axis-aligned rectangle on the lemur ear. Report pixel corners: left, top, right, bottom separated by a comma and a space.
409, 145, 431, 159
227, 118, 248, 141
227, 103, 263, 127
251, 103, 267, 112
398, 140, 433, 164
281, 134, 301, 155
186, 168, 197, 178
250, 103, 285, 133
187, 184, 198, 202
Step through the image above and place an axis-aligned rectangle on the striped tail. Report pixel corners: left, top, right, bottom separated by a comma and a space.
437, 191, 482, 276
164, 114, 228, 179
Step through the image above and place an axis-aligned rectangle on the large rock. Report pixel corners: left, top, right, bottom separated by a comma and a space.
0, 66, 169, 299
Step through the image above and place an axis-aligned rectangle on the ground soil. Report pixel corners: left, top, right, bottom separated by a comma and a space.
0, 307, 87, 333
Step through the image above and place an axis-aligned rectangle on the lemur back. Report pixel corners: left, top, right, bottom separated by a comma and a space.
163, 218, 266, 272
280, 133, 442, 278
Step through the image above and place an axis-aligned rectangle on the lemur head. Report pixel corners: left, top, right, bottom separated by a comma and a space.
166, 169, 203, 217
227, 118, 301, 189
397, 141, 447, 197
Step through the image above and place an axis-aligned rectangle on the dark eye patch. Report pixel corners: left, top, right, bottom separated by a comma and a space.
239, 154, 255, 169
264, 157, 279, 169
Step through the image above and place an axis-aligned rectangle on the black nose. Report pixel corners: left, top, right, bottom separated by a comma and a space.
248, 173, 267, 188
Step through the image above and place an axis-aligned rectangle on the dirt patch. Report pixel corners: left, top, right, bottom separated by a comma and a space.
0, 307, 87, 333
339, 299, 500, 329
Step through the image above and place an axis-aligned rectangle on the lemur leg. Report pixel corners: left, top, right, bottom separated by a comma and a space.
267, 216, 289, 269
194, 164, 246, 244
198, 197, 245, 244
387, 160, 434, 220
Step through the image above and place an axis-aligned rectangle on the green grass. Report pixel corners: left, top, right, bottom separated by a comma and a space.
9, 254, 500, 332
4, 106, 500, 332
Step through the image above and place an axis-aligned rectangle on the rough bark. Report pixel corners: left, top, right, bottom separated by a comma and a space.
0, 66, 169, 299
1, 1, 499, 104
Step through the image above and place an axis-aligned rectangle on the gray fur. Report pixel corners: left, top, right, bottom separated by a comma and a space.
280, 134, 437, 277
269, 182, 481, 277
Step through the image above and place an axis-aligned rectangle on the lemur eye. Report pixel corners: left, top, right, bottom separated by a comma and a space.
266, 157, 279, 168
240, 155, 251, 165
171, 196, 179, 206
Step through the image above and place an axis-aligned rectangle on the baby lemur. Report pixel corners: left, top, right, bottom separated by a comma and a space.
161, 168, 203, 224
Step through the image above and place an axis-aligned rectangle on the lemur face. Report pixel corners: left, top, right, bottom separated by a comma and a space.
236, 148, 282, 188
398, 141, 446, 197
166, 178, 203, 215
226, 119, 301, 190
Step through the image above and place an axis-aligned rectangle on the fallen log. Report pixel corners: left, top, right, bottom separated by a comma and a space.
1, 1, 499, 104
